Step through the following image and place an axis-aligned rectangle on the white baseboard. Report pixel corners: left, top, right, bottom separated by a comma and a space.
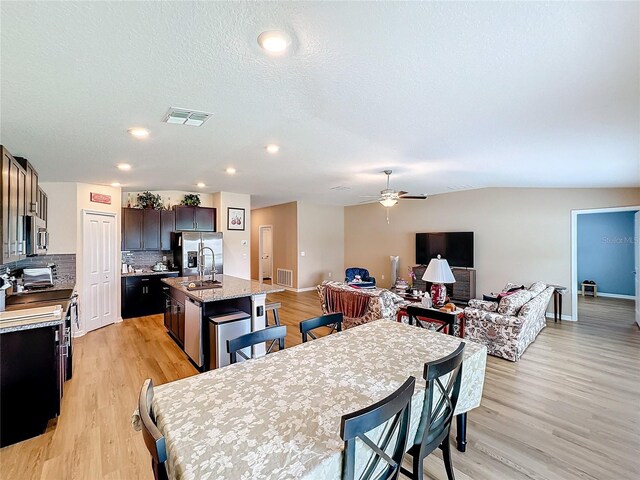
282, 286, 317, 293
546, 312, 575, 321
589, 293, 636, 300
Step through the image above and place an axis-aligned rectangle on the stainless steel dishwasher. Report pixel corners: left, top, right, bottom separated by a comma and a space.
184, 298, 203, 367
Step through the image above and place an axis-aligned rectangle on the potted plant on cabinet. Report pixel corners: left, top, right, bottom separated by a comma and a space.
181, 194, 201, 207
137, 191, 163, 209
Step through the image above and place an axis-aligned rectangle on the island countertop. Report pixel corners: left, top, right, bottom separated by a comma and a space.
161, 275, 284, 303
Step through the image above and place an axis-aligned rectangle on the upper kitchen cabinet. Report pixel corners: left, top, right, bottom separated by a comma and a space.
1, 145, 27, 263
38, 187, 48, 224
15, 157, 39, 217
160, 210, 175, 251
121, 208, 161, 251
174, 206, 216, 232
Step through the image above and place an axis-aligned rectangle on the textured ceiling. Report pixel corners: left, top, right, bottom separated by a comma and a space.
1, 1, 638, 208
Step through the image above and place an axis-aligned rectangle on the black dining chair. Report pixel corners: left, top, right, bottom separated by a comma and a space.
227, 325, 287, 364
401, 343, 465, 480
406, 305, 449, 334
340, 376, 416, 480
299, 312, 343, 343
138, 379, 168, 480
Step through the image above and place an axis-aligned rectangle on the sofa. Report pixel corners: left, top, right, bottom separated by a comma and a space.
317, 281, 403, 329
464, 282, 554, 362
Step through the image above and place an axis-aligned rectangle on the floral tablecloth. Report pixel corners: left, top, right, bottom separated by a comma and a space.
132, 319, 487, 480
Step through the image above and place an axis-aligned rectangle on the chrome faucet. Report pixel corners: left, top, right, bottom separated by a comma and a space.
197, 246, 217, 282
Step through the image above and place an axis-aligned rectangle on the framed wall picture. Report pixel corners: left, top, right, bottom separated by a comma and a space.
227, 207, 245, 231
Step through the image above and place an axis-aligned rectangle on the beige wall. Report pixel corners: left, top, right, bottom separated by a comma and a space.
297, 202, 345, 289
251, 202, 298, 288
40, 182, 78, 253
212, 192, 251, 279
345, 187, 640, 318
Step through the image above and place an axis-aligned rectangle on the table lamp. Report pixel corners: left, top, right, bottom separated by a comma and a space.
422, 255, 456, 307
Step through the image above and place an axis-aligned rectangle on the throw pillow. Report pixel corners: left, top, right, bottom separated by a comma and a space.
528, 282, 546, 296
502, 282, 525, 293
498, 289, 533, 316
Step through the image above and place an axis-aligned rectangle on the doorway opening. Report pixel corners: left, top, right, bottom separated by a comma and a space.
571, 206, 639, 328
81, 210, 118, 334
258, 225, 273, 285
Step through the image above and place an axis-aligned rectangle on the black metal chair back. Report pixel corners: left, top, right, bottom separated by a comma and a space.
227, 325, 286, 364
299, 312, 343, 343
340, 376, 415, 480
138, 379, 168, 480
401, 342, 465, 480
406, 305, 448, 333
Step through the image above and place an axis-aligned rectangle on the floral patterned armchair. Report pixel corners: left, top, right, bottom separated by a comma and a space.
464, 282, 553, 362
344, 267, 376, 285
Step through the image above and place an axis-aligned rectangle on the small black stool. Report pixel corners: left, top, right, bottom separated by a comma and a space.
265, 302, 281, 326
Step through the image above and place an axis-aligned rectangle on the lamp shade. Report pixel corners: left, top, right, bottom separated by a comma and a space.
422, 255, 456, 284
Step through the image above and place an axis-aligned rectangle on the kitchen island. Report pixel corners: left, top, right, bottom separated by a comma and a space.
161, 275, 283, 371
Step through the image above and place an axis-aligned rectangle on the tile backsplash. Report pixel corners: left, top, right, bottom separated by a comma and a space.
0, 254, 77, 282
122, 250, 174, 269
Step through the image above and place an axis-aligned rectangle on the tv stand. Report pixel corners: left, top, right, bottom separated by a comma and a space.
411, 266, 476, 304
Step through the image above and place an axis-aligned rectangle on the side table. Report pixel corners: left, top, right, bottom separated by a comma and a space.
400, 304, 465, 338
547, 285, 567, 322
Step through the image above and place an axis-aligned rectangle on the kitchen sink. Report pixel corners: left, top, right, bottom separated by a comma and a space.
182, 280, 223, 291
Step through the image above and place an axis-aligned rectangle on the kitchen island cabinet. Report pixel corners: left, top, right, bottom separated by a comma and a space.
161, 275, 283, 371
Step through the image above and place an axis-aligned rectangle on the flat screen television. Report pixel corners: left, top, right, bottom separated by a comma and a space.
415, 232, 474, 268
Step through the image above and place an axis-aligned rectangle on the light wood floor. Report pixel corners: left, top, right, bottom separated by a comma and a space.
1, 293, 638, 479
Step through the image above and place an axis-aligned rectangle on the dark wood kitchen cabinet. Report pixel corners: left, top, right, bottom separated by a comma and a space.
15, 157, 39, 217
0, 324, 63, 447
121, 208, 161, 251
163, 290, 185, 346
121, 273, 179, 319
38, 187, 48, 223
160, 210, 175, 251
1, 145, 27, 263
174, 206, 216, 232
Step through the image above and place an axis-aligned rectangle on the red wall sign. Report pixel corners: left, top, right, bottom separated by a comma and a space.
90, 192, 111, 205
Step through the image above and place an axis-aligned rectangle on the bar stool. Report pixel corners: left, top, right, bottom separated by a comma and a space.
265, 302, 281, 326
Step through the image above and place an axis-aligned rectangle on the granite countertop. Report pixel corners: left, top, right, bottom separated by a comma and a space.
161, 275, 284, 303
121, 270, 179, 278
0, 305, 64, 334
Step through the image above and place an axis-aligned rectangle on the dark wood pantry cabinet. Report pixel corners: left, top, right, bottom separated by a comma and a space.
121, 208, 161, 251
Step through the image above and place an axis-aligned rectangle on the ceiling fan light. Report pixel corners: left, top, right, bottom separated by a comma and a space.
379, 198, 398, 208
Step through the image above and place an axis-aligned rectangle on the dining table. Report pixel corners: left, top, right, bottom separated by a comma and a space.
132, 319, 487, 480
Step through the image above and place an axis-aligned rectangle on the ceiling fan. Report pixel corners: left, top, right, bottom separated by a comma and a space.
360, 170, 428, 207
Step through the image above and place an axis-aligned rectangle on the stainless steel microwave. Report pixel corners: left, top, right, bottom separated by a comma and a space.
25, 216, 48, 256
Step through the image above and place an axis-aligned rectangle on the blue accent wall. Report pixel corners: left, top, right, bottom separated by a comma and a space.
577, 211, 637, 296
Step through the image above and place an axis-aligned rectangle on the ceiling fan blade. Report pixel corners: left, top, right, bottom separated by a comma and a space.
359, 195, 382, 198
399, 195, 428, 200
358, 199, 379, 204
397, 191, 408, 196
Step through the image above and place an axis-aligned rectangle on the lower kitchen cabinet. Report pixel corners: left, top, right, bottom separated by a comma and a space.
163, 291, 185, 346
121, 273, 179, 319
0, 324, 63, 447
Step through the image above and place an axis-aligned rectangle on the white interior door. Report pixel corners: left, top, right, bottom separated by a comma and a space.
635, 212, 639, 327
260, 226, 273, 279
84, 212, 116, 332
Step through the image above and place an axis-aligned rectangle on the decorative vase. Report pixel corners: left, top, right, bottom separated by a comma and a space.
431, 283, 447, 307
390, 256, 399, 287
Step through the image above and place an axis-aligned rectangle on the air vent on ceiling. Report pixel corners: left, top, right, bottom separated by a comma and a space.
330, 186, 351, 191
162, 107, 213, 127
447, 184, 475, 191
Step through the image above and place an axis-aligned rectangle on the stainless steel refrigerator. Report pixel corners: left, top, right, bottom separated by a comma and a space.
173, 232, 223, 277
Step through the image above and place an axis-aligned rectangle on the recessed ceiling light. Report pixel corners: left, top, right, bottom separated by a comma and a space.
111, 182, 121, 187
117, 163, 132, 171
257, 30, 291, 54
226, 167, 236, 175
196, 182, 206, 188
265, 144, 280, 154
128, 128, 149, 139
